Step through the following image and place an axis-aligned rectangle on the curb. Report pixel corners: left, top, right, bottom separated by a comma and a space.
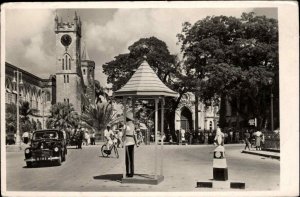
241, 150, 280, 159
6, 144, 29, 152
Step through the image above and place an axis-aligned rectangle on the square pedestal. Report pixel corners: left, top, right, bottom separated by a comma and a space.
122, 174, 164, 185
213, 168, 228, 181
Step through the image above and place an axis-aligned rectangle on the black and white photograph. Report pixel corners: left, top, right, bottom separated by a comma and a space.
1, 2, 299, 197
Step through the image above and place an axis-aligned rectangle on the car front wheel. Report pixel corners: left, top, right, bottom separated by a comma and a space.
62, 151, 66, 162
56, 154, 62, 166
26, 162, 33, 168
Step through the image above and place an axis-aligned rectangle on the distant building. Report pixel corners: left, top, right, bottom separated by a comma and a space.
175, 92, 219, 131
5, 13, 96, 127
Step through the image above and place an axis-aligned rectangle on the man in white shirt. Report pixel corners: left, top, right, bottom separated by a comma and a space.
22, 131, 29, 144
104, 125, 114, 152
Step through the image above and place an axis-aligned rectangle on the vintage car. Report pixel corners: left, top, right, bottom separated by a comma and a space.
24, 129, 67, 167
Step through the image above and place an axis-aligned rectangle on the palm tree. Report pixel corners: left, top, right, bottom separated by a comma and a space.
46, 102, 80, 130
19, 101, 37, 121
19, 101, 38, 133
6, 103, 17, 133
81, 102, 113, 140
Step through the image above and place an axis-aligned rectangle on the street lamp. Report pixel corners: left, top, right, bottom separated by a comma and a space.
12, 70, 23, 148
268, 77, 274, 132
42, 90, 46, 129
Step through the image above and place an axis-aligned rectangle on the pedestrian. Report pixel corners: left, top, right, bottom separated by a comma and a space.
229, 129, 233, 143
189, 129, 193, 145
204, 131, 208, 144
115, 129, 122, 148
244, 130, 251, 150
224, 132, 228, 144
90, 131, 96, 145
200, 131, 204, 144
22, 131, 29, 144
253, 130, 262, 150
180, 128, 186, 145
85, 129, 90, 145
235, 131, 240, 143
123, 112, 138, 178
175, 130, 180, 145
208, 131, 213, 144
261, 132, 265, 150
78, 128, 84, 149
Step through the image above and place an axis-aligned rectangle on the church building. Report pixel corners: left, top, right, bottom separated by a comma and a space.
5, 13, 96, 127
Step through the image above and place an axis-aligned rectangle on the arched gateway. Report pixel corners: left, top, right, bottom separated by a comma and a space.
181, 106, 193, 131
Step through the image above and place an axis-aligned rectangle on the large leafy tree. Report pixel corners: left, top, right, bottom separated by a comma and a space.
177, 12, 279, 129
103, 37, 193, 137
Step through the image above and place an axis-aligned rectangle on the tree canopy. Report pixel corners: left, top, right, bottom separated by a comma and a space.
177, 12, 279, 129
46, 102, 80, 130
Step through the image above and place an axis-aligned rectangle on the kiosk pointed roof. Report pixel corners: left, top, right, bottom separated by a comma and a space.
114, 59, 178, 98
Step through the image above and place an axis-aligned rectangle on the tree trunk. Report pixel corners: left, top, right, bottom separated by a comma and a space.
195, 95, 199, 132
236, 96, 240, 129
219, 94, 227, 128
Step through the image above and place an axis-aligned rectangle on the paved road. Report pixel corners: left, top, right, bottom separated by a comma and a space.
5, 144, 279, 192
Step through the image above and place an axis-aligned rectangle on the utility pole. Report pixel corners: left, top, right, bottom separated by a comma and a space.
12, 70, 23, 148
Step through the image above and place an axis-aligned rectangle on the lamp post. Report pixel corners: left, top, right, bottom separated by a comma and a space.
12, 70, 23, 147
42, 90, 45, 129
268, 77, 274, 132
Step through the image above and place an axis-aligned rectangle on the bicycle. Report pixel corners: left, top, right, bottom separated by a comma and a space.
101, 138, 119, 158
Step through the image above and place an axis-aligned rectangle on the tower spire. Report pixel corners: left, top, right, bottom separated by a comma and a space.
55, 12, 58, 22
74, 11, 78, 21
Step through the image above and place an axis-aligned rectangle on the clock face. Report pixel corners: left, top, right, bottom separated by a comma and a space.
215, 151, 222, 158
61, 34, 72, 46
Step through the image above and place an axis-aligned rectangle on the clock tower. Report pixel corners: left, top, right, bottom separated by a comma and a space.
54, 12, 84, 114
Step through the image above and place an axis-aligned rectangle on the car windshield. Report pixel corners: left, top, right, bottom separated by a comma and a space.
33, 131, 59, 140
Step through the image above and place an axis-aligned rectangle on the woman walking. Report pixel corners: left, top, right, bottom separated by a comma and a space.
254, 130, 262, 150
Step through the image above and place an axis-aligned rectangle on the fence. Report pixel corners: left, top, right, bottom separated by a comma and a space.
263, 132, 280, 150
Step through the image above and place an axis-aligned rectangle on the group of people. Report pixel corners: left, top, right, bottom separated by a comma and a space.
171, 128, 236, 145
244, 130, 265, 151
69, 127, 96, 149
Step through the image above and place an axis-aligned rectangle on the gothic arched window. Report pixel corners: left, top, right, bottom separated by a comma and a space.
65, 56, 68, 70
62, 59, 64, 70
67, 75, 69, 83
69, 58, 71, 70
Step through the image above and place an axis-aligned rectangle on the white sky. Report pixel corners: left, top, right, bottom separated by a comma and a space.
5, 7, 277, 86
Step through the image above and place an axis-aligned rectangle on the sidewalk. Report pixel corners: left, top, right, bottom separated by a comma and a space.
6, 143, 30, 152
241, 149, 280, 159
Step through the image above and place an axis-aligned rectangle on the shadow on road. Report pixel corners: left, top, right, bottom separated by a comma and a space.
93, 174, 122, 183
23, 162, 60, 168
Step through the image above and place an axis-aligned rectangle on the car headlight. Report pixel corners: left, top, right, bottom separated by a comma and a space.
25, 149, 30, 154
54, 147, 59, 152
